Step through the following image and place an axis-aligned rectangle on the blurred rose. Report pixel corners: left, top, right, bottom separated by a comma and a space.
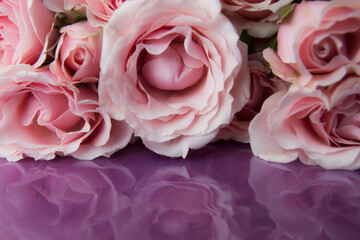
0, 65, 132, 161
111, 166, 247, 240
0, 159, 135, 240
0, 0, 55, 69
43, 0, 85, 12
50, 21, 102, 84
249, 157, 360, 240
218, 53, 288, 143
85, 0, 127, 26
221, 0, 293, 38
263, 0, 360, 87
44, 0, 125, 27
249, 75, 360, 170
99, 0, 250, 157
221, 0, 291, 21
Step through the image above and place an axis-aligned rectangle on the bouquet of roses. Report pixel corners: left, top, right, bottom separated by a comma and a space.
0, 0, 358, 170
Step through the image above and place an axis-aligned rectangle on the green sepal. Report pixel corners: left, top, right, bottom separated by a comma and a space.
54, 12, 72, 30
277, 3, 296, 24
72, 8, 87, 23
267, 36, 278, 52
240, 30, 253, 54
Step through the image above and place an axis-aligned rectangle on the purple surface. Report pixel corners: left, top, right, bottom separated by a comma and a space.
0, 140, 359, 240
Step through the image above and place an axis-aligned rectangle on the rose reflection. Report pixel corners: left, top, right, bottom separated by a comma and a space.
0, 143, 252, 240
249, 157, 360, 240
112, 166, 248, 240
0, 159, 136, 240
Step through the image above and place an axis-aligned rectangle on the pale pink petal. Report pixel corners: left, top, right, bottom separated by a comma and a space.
263, 48, 298, 82
249, 91, 298, 163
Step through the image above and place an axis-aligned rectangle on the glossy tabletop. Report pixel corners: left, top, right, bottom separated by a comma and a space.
0, 141, 359, 240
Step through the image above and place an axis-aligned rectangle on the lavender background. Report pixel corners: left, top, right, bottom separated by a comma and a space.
0, 140, 359, 240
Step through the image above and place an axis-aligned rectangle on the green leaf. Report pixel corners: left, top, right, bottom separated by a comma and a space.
267, 36, 278, 52
277, 3, 296, 24
72, 8, 87, 23
54, 12, 72, 30
239, 30, 253, 53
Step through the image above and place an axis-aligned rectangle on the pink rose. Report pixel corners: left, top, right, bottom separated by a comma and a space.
0, 65, 132, 161
99, 0, 250, 157
221, 0, 293, 38
218, 53, 288, 143
221, 0, 291, 21
0, 159, 135, 239
0, 0, 55, 69
43, 0, 124, 26
263, 0, 360, 87
112, 166, 247, 240
85, 0, 127, 26
249, 157, 360, 239
249, 75, 360, 170
49, 21, 102, 84
43, 0, 85, 12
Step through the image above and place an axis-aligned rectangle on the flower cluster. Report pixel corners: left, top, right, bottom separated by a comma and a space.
0, 0, 358, 170
0, 0, 248, 160
249, 0, 360, 170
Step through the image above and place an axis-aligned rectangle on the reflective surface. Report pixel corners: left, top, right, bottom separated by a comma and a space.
0, 141, 359, 240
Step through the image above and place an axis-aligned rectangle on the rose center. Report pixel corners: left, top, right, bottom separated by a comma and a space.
313, 36, 342, 63
141, 43, 204, 91
74, 51, 85, 65
65, 48, 86, 72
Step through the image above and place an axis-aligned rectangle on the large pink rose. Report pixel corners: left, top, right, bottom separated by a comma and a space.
0, 65, 132, 161
249, 75, 360, 170
0, 0, 55, 69
217, 53, 288, 143
49, 21, 102, 84
99, 0, 250, 157
111, 166, 248, 240
221, 0, 293, 38
263, 0, 360, 87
